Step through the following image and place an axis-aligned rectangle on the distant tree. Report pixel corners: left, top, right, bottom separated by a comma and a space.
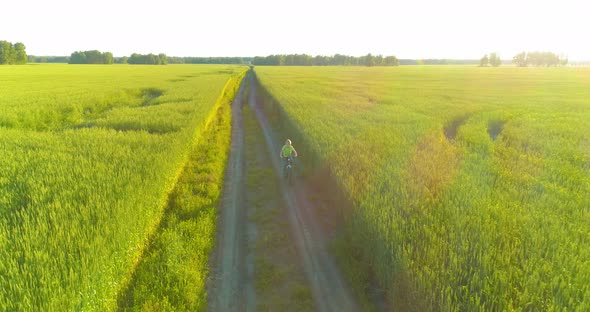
250, 53, 399, 67
297, 54, 312, 66
314, 55, 329, 66
69, 51, 87, 64
128, 53, 141, 64
85, 50, 103, 64
332, 54, 347, 65
560, 56, 568, 66
512, 52, 527, 67
30, 56, 69, 63
149, 54, 159, 64
158, 53, 167, 65
103, 52, 114, 64
261, 55, 284, 65
114, 56, 127, 64
479, 54, 489, 67
364, 53, 375, 67
252, 56, 265, 65
549, 53, 558, 66
0, 41, 14, 64
52, 56, 70, 63
13, 42, 27, 64
127, 53, 168, 65
527, 52, 544, 66
384, 55, 399, 66
167, 56, 184, 64
283, 54, 294, 65
373, 54, 383, 66
515, 51, 563, 67
147, 54, 156, 64
0, 41, 9, 64
69, 50, 112, 64
489, 52, 501, 67
544, 52, 559, 66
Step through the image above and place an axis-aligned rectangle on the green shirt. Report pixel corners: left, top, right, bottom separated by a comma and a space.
281, 145, 296, 158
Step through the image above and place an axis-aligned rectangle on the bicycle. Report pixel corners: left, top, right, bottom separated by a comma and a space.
283, 156, 295, 185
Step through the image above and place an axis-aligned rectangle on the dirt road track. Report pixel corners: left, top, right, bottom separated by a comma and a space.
248, 78, 360, 312
209, 74, 359, 312
207, 80, 256, 311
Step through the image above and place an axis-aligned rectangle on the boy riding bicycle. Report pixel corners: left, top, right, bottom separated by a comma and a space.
280, 139, 298, 178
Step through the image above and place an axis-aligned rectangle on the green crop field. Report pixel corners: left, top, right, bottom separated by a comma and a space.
0, 64, 245, 310
254, 66, 590, 310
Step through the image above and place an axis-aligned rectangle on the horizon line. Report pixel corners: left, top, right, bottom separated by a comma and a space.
26, 54, 589, 62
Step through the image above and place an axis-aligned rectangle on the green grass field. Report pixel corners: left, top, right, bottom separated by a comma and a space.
254, 66, 590, 310
0, 64, 245, 310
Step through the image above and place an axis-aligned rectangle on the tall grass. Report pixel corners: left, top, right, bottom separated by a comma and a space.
0, 64, 246, 310
254, 66, 590, 310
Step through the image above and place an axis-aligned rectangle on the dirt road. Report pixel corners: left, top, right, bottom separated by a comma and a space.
207, 80, 254, 311
208, 74, 359, 312
248, 78, 359, 312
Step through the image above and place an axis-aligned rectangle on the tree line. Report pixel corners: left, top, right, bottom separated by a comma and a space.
512, 52, 567, 67
114, 56, 248, 64
478, 51, 568, 67
479, 53, 502, 67
125, 53, 168, 65
70, 50, 114, 64
251, 53, 399, 66
399, 59, 479, 65
68, 52, 234, 65
28, 56, 69, 63
23, 48, 573, 67
167, 56, 247, 64
66, 51, 170, 65
0, 41, 27, 65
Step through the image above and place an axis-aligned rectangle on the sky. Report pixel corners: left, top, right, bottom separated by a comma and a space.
2, 0, 589, 60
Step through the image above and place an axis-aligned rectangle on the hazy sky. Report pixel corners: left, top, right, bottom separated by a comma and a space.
2, 0, 588, 60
